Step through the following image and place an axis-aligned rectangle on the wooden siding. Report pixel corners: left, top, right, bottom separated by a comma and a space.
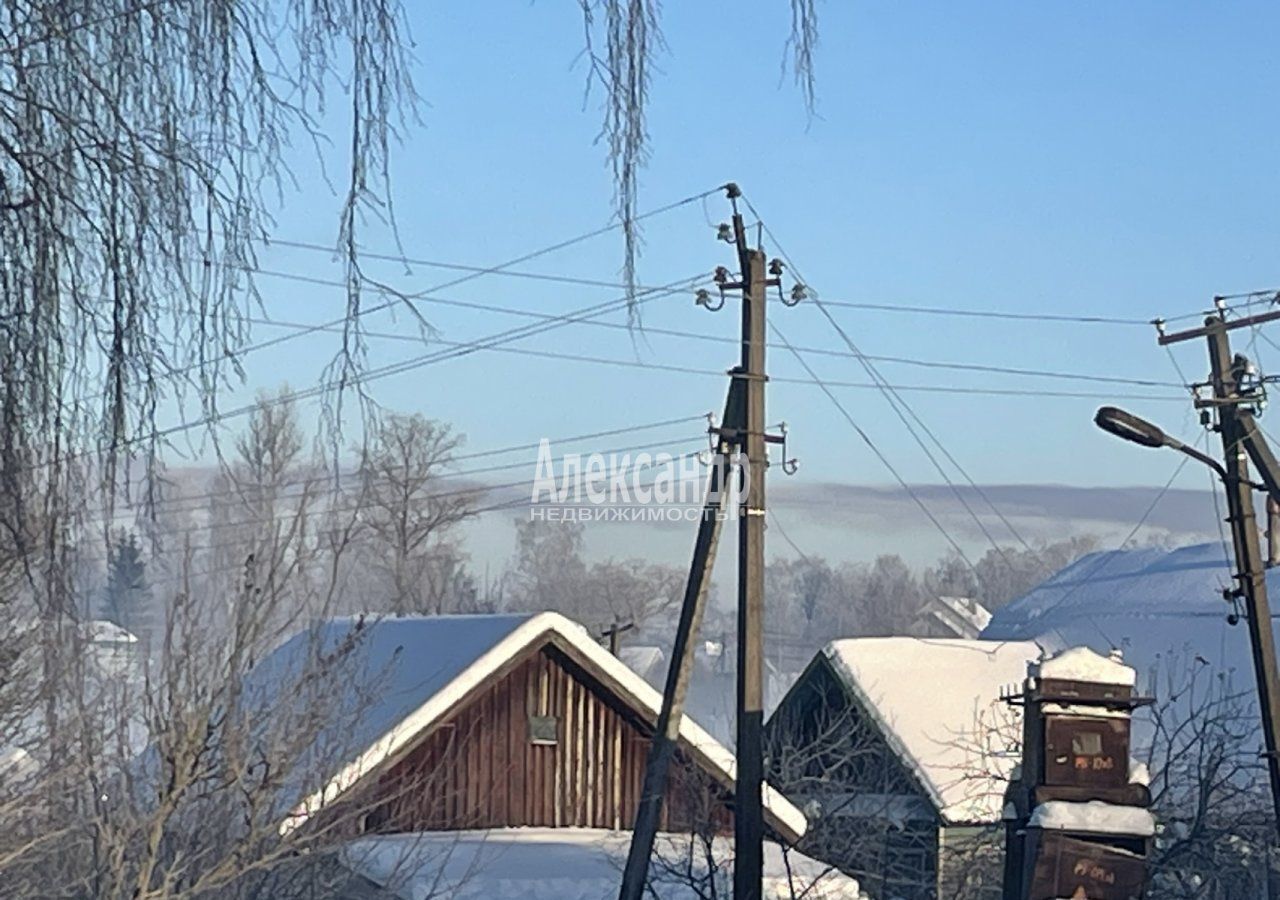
360, 644, 732, 835
765, 656, 940, 900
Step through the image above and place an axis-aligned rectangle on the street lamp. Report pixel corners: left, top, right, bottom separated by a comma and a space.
1094, 406, 1226, 480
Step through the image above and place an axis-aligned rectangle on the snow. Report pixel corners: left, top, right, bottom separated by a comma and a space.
0, 746, 35, 782
258, 612, 805, 843
982, 543, 1272, 684
823, 637, 1043, 824
916, 596, 992, 639
982, 542, 1278, 733
1040, 702, 1130, 719
1037, 646, 1136, 687
1028, 800, 1155, 837
1129, 759, 1151, 787
983, 542, 1240, 629
341, 828, 868, 900
681, 655, 794, 747
616, 645, 664, 685
86, 620, 138, 644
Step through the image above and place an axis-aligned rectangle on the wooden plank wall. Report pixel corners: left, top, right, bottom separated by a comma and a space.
362, 645, 733, 835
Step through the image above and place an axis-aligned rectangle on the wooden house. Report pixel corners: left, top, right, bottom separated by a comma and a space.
765, 637, 1042, 900
260, 612, 806, 845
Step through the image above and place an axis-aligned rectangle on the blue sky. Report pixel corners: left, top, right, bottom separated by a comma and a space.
201, 1, 1280, 513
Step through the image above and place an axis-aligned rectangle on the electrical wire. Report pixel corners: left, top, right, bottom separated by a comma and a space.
67, 185, 725, 412
200, 185, 725, 362
741, 197, 1044, 575
774, 314, 1018, 586
88, 438, 712, 555
262, 236, 683, 295
767, 510, 815, 566
802, 298, 1154, 327
103, 414, 713, 517
265, 229, 1216, 334
42, 273, 708, 471
118, 451, 721, 579
243, 312, 1188, 402
765, 318, 987, 586
1025, 437, 1200, 648
238, 263, 1182, 389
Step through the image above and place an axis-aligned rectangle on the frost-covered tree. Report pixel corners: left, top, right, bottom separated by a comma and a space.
358, 414, 478, 615
505, 519, 682, 639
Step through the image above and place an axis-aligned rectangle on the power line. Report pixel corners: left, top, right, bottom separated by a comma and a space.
43, 273, 708, 470
805, 298, 1153, 327
104, 413, 712, 517
240, 263, 1182, 389
1217, 289, 1280, 303
767, 509, 815, 566
788, 305, 1022, 577
122, 491, 535, 584
201, 185, 725, 362
264, 230, 1215, 332
803, 294, 1036, 558
69, 185, 725, 410
93, 438, 712, 551
103, 449, 718, 575
742, 198, 1056, 572
765, 318, 986, 587
810, 293, 1280, 330
245, 316, 1187, 401
261, 236, 685, 295
1025, 434, 1201, 645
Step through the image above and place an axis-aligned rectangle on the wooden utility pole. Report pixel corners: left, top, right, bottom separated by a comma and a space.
1158, 310, 1280, 826
732, 201, 768, 900
601, 621, 634, 655
618, 183, 789, 900
617, 380, 744, 900
1204, 320, 1280, 826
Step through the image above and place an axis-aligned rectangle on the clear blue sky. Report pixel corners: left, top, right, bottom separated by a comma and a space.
206, 1, 1280, 499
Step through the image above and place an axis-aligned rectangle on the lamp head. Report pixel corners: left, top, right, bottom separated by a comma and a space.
1094, 406, 1169, 449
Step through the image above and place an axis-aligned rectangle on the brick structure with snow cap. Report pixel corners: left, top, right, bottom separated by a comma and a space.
1002, 646, 1155, 900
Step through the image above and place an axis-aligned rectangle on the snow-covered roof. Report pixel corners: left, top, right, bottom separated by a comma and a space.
916, 596, 992, 639
265, 612, 806, 843
1036, 646, 1136, 687
983, 541, 1273, 696
985, 542, 1240, 626
1029, 800, 1155, 838
341, 828, 867, 900
682, 659, 795, 747
822, 637, 1043, 824
617, 645, 665, 685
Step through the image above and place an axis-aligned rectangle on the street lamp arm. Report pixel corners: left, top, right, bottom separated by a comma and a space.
1162, 435, 1229, 482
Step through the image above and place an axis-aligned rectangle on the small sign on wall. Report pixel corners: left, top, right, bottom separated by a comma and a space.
529, 714, 559, 745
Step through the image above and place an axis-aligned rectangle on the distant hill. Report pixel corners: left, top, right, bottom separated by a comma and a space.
469, 482, 1222, 572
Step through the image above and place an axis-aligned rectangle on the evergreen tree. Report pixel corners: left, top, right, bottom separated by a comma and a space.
102, 530, 152, 646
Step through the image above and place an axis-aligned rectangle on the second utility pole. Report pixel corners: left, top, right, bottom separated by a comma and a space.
732, 198, 768, 900
1204, 319, 1280, 826
1158, 308, 1280, 826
